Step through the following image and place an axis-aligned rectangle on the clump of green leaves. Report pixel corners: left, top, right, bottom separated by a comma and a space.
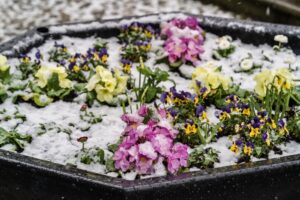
134, 59, 172, 103
80, 105, 103, 124
49, 42, 71, 63
78, 147, 106, 165
189, 145, 219, 168
0, 127, 32, 152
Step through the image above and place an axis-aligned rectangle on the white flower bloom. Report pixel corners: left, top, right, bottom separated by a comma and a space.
240, 58, 253, 70
217, 35, 232, 50
274, 35, 288, 44
284, 55, 296, 65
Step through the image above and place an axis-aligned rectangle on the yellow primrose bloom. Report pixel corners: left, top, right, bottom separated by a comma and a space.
95, 85, 114, 103
0, 54, 9, 72
192, 64, 231, 94
230, 143, 239, 154
254, 68, 293, 98
35, 66, 72, 89
113, 69, 128, 95
243, 145, 253, 156
86, 66, 128, 103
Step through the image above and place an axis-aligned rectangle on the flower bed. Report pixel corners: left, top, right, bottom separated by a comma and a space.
1, 14, 300, 182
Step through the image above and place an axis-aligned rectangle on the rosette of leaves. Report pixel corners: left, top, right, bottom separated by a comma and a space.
78, 147, 106, 165
0, 127, 32, 152
15, 66, 74, 107
189, 145, 219, 168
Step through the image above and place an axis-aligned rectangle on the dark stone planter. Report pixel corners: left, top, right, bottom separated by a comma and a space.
0, 13, 300, 200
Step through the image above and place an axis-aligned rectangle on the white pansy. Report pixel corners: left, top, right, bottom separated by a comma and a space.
240, 58, 253, 70
274, 34, 288, 43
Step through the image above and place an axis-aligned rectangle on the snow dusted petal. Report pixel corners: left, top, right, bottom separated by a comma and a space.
138, 141, 158, 160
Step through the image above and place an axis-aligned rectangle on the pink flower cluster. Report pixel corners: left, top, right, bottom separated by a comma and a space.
113, 105, 189, 175
161, 17, 205, 66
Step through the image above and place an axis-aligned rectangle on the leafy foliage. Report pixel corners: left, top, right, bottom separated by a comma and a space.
0, 127, 32, 152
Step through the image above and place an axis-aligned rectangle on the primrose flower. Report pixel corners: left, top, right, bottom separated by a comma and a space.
192, 64, 231, 94
85, 66, 128, 103
254, 68, 293, 98
161, 17, 204, 66
167, 143, 189, 174
0, 55, 9, 72
35, 66, 72, 89
114, 106, 188, 175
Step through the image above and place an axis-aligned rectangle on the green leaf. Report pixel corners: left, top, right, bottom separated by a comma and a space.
97, 148, 105, 164
74, 83, 87, 92
0, 69, 11, 84
47, 73, 61, 91
105, 157, 116, 172
145, 86, 158, 103
0, 128, 32, 152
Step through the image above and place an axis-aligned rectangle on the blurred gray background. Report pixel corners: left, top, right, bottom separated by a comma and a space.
0, 0, 299, 43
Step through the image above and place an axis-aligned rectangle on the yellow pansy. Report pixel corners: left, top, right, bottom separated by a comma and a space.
191, 63, 231, 94
0, 54, 9, 72
243, 145, 253, 156
254, 68, 293, 98
35, 66, 72, 89
230, 143, 239, 154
